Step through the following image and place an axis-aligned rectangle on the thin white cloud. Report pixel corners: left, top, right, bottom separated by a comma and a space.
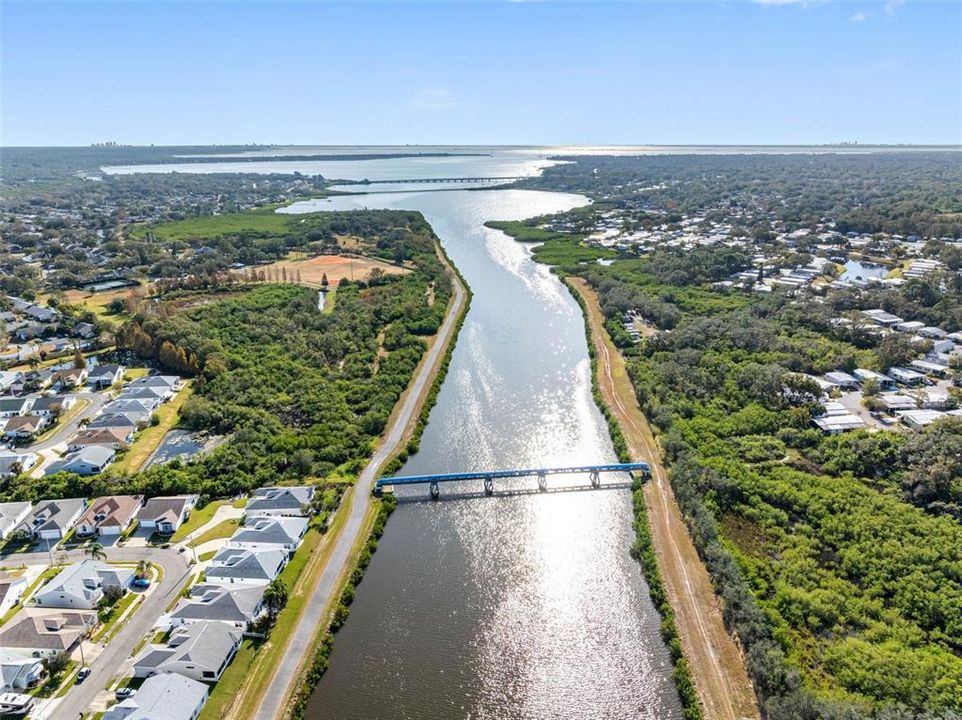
850, 10, 870, 21
884, 0, 906, 17
405, 88, 467, 111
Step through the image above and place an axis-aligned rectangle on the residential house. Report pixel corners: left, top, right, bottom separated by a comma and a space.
136, 495, 198, 535
169, 583, 264, 629
225, 516, 308, 554
0, 371, 23, 393
30, 395, 76, 418
899, 409, 948, 430
132, 621, 242, 683
103, 672, 208, 720
824, 371, 859, 389
46, 446, 115, 476
32, 560, 132, 609
21, 498, 86, 540
51, 368, 88, 390
205, 548, 286, 586
67, 427, 133, 452
0, 501, 32, 538
0, 453, 36, 479
853, 368, 897, 391
888, 367, 927, 386
0, 572, 28, 616
86, 413, 138, 433
86, 364, 125, 389
0, 608, 95, 657
0, 651, 44, 692
74, 495, 143, 537
3, 415, 50, 442
0, 398, 35, 419
245, 486, 314, 517
910, 359, 951, 378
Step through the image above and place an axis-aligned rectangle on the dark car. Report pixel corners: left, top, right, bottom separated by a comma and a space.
131, 577, 151, 589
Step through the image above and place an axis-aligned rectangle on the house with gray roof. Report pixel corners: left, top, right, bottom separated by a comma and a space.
169, 583, 264, 629
87, 364, 124, 389
86, 413, 139, 433
20, 498, 86, 540
0, 572, 27, 617
103, 672, 208, 720
0, 501, 32, 539
205, 548, 286, 586
32, 560, 132, 610
0, 398, 34, 419
45, 446, 115, 476
0, 608, 95, 657
245, 486, 314, 517
225, 516, 307, 554
136, 495, 198, 535
133, 620, 242, 683
0, 650, 44, 692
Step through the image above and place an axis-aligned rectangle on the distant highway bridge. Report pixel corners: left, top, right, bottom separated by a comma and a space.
376, 462, 650, 499
348, 176, 525, 185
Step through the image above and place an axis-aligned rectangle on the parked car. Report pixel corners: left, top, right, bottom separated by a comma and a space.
76, 667, 90, 683
131, 577, 150, 589
115, 687, 136, 700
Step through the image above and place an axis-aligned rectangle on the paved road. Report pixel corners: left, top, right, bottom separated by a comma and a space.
254, 271, 466, 720
1, 545, 190, 720
28, 392, 106, 452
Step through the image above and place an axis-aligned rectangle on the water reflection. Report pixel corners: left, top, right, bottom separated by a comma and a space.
285, 189, 683, 719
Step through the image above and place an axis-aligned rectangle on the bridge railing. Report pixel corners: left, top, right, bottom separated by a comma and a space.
375, 462, 650, 499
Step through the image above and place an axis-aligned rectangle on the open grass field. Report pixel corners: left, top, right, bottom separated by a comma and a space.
256, 254, 408, 288
169, 500, 227, 543
57, 286, 143, 322
188, 518, 240, 547
129, 208, 289, 241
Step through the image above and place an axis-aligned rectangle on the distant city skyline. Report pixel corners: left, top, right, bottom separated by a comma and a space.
2, 0, 959, 147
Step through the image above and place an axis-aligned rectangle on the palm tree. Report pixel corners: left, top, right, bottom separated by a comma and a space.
136, 560, 149, 578
85, 542, 107, 561
262, 578, 288, 623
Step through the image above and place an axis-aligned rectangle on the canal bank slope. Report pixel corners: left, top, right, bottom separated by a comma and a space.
249, 242, 468, 720
568, 276, 760, 720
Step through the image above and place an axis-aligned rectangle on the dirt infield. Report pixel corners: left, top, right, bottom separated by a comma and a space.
569, 276, 760, 720
258, 254, 408, 287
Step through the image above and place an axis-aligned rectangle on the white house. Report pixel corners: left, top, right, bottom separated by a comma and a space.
132, 621, 242, 683
0, 651, 44, 692
136, 495, 199, 535
0, 501, 32, 539
51, 446, 116, 476
169, 583, 265, 629
225, 516, 308, 554
32, 560, 132, 610
245, 486, 314, 517
0, 572, 28, 616
22, 498, 87, 540
205, 548, 286, 586
103, 672, 208, 720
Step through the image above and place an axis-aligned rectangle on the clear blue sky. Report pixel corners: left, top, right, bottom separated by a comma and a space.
2, 1, 959, 146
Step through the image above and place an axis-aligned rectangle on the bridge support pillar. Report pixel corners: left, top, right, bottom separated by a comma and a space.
537, 472, 547, 492
430, 482, 440, 500
590, 470, 600, 488
484, 477, 494, 496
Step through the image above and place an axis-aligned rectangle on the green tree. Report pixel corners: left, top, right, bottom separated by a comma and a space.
85, 542, 107, 561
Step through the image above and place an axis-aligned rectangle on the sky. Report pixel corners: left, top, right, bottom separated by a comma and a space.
1, 0, 959, 146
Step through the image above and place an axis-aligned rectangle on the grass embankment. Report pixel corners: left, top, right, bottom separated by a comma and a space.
285, 495, 397, 720
569, 276, 760, 720
110, 382, 194, 474
486, 219, 615, 267
188, 518, 239, 547
169, 500, 228, 543
321, 287, 336, 315
200, 497, 352, 720
565, 277, 702, 720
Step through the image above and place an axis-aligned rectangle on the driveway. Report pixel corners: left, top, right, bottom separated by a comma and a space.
0, 545, 189, 720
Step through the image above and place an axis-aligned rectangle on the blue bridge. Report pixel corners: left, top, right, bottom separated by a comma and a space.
375, 462, 650, 499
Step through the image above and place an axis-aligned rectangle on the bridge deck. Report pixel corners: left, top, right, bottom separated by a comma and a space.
377, 462, 649, 488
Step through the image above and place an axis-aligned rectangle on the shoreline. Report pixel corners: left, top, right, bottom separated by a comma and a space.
242, 231, 470, 720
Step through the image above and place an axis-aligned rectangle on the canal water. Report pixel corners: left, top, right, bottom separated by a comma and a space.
282, 187, 683, 719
